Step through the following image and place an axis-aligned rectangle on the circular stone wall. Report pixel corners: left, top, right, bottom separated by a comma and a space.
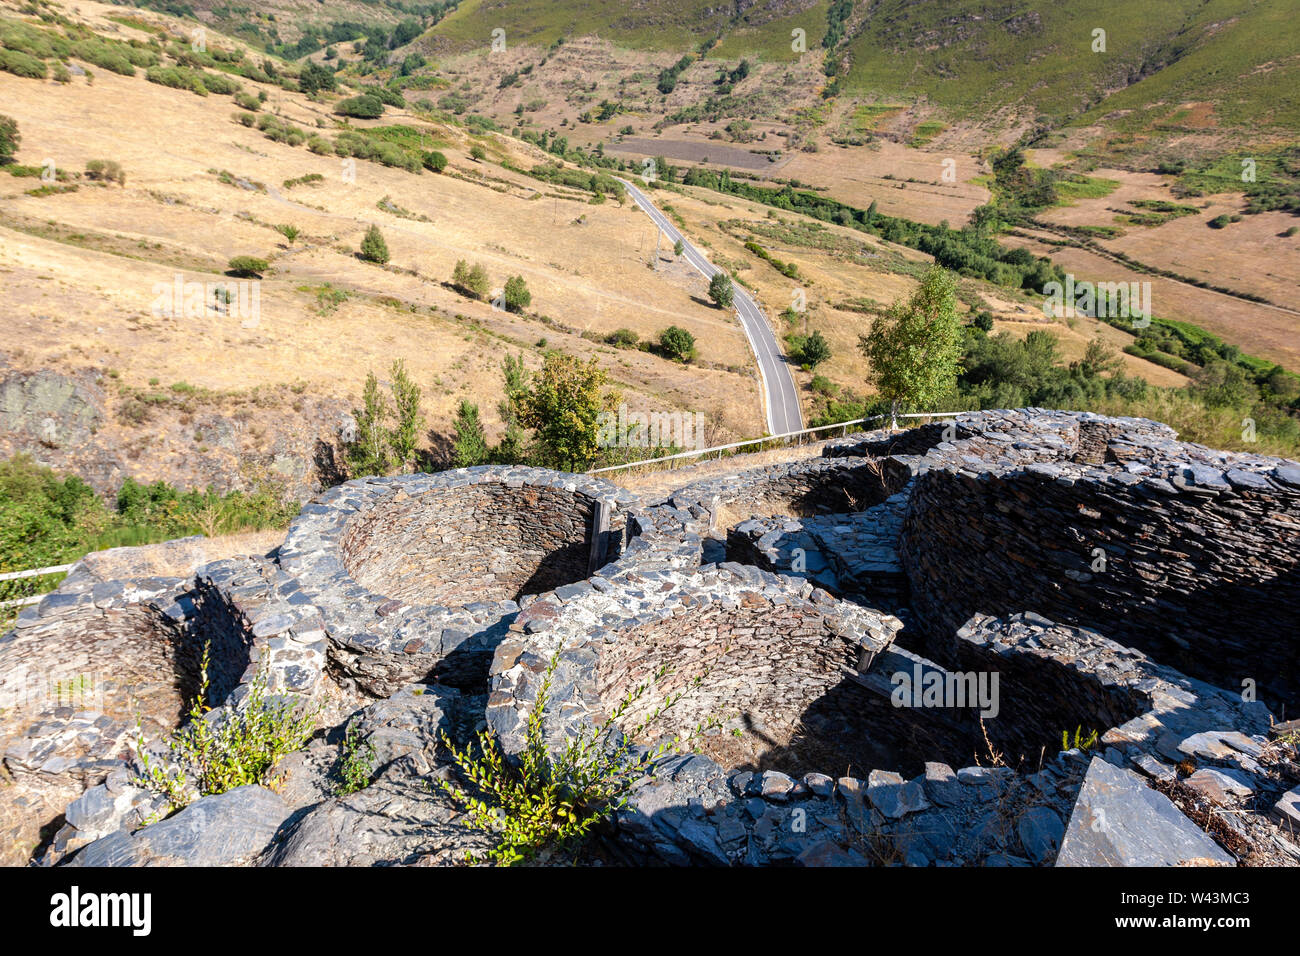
487, 565, 905, 776
277, 466, 640, 696
899, 424, 1300, 705
666, 456, 910, 532
342, 481, 614, 605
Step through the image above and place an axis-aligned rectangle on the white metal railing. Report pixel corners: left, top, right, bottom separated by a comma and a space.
0, 564, 74, 582
0, 563, 73, 608
587, 411, 968, 475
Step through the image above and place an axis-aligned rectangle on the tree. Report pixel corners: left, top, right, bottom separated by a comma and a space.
453, 259, 489, 299
503, 275, 531, 313
1191, 359, 1257, 409
658, 326, 696, 362
335, 94, 383, 118
360, 225, 389, 264
387, 359, 423, 471
493, 353, 530, 463
673, 239, 684, 256
799, 330, 831, 369
0, 115, 18, 164
858, 266, 964, 428
470, 144, 486, 162
299, 60, 337, 95
423, 150, 448, 173
275, 224, 300, 244
451, 400, 489, 467
708, 272, 734, 309
1072, 334, 1121, 379
865, 199, 878, 225
227, 256, 268, 277
512, 352, 610, 471
972, 310, 995, 333
347, 372, 392, 477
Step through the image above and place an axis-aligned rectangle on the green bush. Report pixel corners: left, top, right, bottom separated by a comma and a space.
810, 374, 838, 396
335, 723, 377, 796
70, 40, 136, 76
366, 84, 406, 108
0, 114, 18, 163
200, 71, 241, 95
0, 48, 47, 79
422, 149, 447, 172
134, 644, 320, 814
503, 275, 531, 313
146, 65, 207, 95
605, 328, 639, 347
439, 651, 718, 865
333, 130, 421, 172
359, 224, 389, 264
257, 113, 306, 146
227, 255, 268, 277
85, 159, 126, 185
0, 20, 71, 59
335, 94, 384, 119
658, 325, 697, 362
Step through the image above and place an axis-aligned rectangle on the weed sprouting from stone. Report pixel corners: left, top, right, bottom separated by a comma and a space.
438, 651, 719, 865
336, 722, 378, 796
1060, 725, 1100, 753
132, 642, 320, 815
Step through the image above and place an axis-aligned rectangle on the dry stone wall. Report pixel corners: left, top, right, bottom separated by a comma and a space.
277, 466, 639, 694
899, 421, 1300, 706
7, 412, 1299, 868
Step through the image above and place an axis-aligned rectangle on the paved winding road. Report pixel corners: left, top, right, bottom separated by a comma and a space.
618, 177, 804, 436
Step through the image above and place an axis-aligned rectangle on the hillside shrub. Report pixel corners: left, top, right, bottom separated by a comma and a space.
227, 255, 268, 277
359, 224, 389, 264
335, 94, 384, 119
0, 48, 46, 79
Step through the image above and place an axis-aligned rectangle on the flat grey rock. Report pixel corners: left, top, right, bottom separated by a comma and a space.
1272, 786, 1300, 828
68, 785, 291, 867
1056, 758, 1234, 867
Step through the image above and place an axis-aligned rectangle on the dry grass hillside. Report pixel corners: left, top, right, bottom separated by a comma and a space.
0, 0, 769, 496
1, 0, 1267, 504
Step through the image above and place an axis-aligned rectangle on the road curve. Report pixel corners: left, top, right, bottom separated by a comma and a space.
617, 177, 804, 436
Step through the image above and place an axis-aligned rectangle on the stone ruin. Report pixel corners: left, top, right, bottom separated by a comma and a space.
2, 413, 1298, 867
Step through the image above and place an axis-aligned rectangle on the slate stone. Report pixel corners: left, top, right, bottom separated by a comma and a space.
1017, 806, 1065, 864
922, 762, 964, 806
757, 770, 796, 801
1272, 786, 1300, 828
867, 775, 930, 819
1056, 758, 1234, 867
1185, 768, 1253, 804
68, 785, 291, 867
